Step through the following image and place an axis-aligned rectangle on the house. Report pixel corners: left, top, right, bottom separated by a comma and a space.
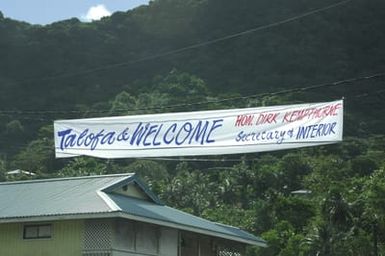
0, 173, 266, 255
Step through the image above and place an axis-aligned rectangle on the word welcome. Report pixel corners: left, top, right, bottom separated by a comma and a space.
57, 119, 224, 151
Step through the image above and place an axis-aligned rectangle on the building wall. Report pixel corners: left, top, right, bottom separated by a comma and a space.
199, 235, 215, 256
180, 232, 199, 256
179, 231, 246, 256
111, 219, 245, 256
0, 218, 246, 256
158, 227, 178, 256
112, 219, 178, 256
0, 220, 83, 256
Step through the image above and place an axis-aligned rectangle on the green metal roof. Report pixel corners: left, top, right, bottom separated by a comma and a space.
109, 193, 266, 246
0, 174, 266, 247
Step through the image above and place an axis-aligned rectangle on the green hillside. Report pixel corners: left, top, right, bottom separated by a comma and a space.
1, 0, 385, 254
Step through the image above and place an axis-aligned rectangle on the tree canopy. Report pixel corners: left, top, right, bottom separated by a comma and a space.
1, 0, 385, 254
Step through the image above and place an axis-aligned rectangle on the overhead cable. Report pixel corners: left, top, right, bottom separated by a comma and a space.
5, 0, 352, 86
0, 71, 383, 117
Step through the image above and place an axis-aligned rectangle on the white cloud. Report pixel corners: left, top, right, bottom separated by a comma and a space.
81, 4, 111, 22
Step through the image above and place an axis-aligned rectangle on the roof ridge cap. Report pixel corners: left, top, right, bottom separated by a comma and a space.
0, 173, 135, 185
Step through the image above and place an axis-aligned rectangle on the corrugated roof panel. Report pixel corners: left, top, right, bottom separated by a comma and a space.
108, 193, 265, 246
0, 174, 131, 219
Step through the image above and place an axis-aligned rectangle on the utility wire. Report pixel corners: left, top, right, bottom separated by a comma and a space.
4, 0, 352, 86
0, 71, 383, 118
354, 88, 385, 98
5, 71, 382, 155
140, 157, 248, 162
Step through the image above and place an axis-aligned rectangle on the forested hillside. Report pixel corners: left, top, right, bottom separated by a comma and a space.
1, 0, 385, 254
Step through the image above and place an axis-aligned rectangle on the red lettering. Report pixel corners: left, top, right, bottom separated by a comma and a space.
235, 115, 243, 127
283, 112, 291, 123
256, 112, 279, 125
268, 113, 279, 123
282, 102, 342, 123
235, 115, 254, 127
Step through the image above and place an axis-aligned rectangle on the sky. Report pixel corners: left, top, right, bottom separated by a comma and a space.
0, 0, 150, 25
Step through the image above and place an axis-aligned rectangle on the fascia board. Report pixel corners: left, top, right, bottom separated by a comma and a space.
0, 212, 118, 224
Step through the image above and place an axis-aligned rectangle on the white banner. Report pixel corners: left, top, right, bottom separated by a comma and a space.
54, 100, 343, 158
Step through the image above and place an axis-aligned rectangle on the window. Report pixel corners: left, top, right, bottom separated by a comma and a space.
23, 224, 52, 239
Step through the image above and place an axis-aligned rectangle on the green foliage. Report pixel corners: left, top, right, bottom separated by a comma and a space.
122, 159, 169, 195
1, 1, 385, 255
57, 157, 108, 177
0, 158, 5, 182
257, 221, 299, 256
160, 162, 217, 215
362, 168, 385, 218
153, 69, 209, 109
273, 195, 315, 231
5, 120, 24, 136
202, 205, 256, 231
10, 125, 55, 175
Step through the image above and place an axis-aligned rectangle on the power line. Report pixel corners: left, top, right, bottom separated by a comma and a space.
3, 73, 384, 160
5, 0, 352, 86
354, 88, 385, 98
0, 71, 383, 118
140, 157, 250, 163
